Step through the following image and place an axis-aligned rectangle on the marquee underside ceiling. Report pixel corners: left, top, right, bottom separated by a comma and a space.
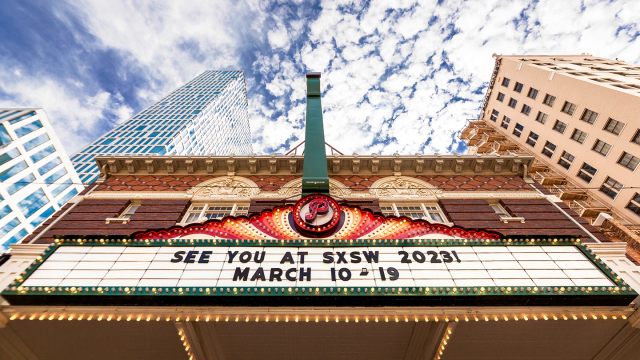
1, 308, 639, 360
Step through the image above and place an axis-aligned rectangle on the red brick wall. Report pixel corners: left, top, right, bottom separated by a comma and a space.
439, 198, 608, 242
31, 199, 189, 244
95, 174, 529, 192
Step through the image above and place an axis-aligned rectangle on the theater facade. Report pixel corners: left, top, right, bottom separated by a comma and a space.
1, 74, 639, 360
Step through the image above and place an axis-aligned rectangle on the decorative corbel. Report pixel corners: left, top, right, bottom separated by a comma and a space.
370, 154, 379, 173
433, 159, 444, 173
205, 159, 216, 174
414, 159, 425, 173
145, 159, 156, 174
185, 159, 195, 174
332, 158, 341, 173
289, 159, 298, 173
453, 159, 464, 173
248, 159, 257, 173
473, 159, 484, 173
393, 159, 402, 172
227, 159, 236, 173
100, 163, 109, 177
165, 159, 176, 174
269, 157, 277, 173
511, 158, 522, 173
107, 159, 119, 174
125, 159, 137, 174
352, 158, 361, 173
493, 159, 504, 173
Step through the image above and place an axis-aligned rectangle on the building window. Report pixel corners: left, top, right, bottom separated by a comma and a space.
182, 203, 249, 223
561, 101, 577, 115
543, 94, 556, 107
618, 152, 640, 171
119, 203, 140, 220
513, 123, 524, 137
508, 98, 517, 108
527, 87, 539, 99
632, 130, 640, 145
535, 111, 548, 124
500, 116, 511, 129
599, 177, 623, 200
497, 92, 505, 102
381, 203, 446, 223
490, 109, 499, 121
591, 139, 612, 156
526, 131, 538, 147
552, 120, 568, 134
576, 163, 597, 183
542, 141, 556, 158
502, 78, 510, 87
380, 206, 395, 217
490, 204, 510, 219
558, 151, 575, 170
521, 104, 531, 116
603, 118, 625, 135
580, 109, 599, 124
513, 82, 524, 93
626, 193, 640, 217
570, 129, 588, 144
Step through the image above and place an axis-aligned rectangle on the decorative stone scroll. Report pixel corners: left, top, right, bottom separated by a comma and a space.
369, 176, 442, 199
187, 176, 260, 198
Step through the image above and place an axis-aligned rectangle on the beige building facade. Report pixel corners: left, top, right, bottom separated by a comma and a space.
462, 54, 640, 232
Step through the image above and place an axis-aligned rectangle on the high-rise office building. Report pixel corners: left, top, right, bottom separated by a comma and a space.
70, 70, 253, 184
461, 55, 640, 236
0, 109, 83, 250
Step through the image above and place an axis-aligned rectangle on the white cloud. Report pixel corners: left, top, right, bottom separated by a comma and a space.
2, 0, 639, 158
268, 22, 291, 50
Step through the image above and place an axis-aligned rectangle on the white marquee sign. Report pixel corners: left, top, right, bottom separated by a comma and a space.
20, 245, 615, 290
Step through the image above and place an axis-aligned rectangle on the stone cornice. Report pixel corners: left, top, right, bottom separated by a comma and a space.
84, 190, 542, 201
94, 153, 534, 177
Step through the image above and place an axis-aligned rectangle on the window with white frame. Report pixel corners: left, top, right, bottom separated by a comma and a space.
489, 204, 509, 219
182, 203, 249, 223
380, 203, 446, 223
119, 203, 140, 220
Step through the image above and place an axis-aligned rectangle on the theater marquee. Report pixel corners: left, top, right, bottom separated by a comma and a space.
3, 236, 636, 307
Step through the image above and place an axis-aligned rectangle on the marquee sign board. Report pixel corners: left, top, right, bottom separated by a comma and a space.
3, 237, 636, 306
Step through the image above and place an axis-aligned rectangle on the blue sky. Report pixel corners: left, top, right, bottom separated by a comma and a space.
1, 0, 639, 156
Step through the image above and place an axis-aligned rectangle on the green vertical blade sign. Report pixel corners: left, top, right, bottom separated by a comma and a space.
301, 72, 330, 196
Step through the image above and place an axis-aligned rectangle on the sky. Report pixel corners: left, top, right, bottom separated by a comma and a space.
1, 0, 639, 157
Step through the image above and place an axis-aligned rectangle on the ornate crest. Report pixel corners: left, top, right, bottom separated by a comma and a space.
292, 194, 341, 235
369, 176, 442, 199
188, 176, 260, 198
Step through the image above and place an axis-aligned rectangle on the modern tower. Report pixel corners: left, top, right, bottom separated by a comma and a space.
460, 54, 640, 233
0, 109, 83, 250
70, 70, 253, 184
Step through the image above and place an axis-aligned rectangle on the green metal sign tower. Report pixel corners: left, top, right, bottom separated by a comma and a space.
301, 72, 330, 196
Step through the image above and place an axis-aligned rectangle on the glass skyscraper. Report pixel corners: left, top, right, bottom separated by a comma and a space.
0, 109, 84, 250
71, 70, 253, 184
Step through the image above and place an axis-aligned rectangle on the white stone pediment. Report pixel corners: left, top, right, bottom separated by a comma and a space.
369, 176, 442, 199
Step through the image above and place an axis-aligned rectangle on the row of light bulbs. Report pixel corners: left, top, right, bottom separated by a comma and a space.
8, 313, 629, 323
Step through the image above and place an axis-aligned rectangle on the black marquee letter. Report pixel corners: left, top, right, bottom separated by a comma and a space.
280, 252, 295, 264
198, 251, 212, 263
171, 251, 185, 263
250, 268, 266, 281
233, 267, 250, 281
285, 268, 297, 281
269, 268, 283, 281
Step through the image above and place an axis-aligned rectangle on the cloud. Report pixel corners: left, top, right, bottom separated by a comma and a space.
1, 0, 639, 158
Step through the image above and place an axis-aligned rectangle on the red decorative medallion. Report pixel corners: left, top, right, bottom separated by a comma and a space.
293, 194, 341, 234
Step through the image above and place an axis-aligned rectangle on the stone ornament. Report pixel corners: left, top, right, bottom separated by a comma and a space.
187, 176, 260, 198
369, 176, 442, 199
